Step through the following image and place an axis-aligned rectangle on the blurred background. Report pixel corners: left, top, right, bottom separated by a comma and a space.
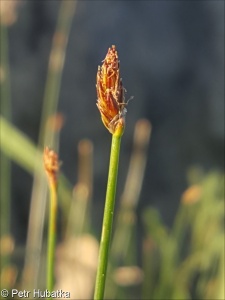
0, 1, 224, 299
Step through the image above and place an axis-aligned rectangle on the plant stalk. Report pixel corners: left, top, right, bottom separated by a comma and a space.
0, 23, 12, 270
47, 182, 57, 292
94, 134, 122, 300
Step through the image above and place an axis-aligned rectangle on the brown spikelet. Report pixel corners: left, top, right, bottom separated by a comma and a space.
43, 147, 60, 186
181, 185, 202, 205
96, 45, 127, 135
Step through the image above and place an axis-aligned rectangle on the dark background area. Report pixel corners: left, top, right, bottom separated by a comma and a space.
4, 1, 224, 248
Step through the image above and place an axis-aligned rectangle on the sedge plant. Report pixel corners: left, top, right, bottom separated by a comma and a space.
94, 45, 128, 299
43, 147, 60, 293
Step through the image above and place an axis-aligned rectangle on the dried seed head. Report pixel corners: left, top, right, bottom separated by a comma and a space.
181, 185, 202, 205
46, 113, 65, 132
96, 45, 126, 135
43, 147, 60, 186
0, 1, 20, 26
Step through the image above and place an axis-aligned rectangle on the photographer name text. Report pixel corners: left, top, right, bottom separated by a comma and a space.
11, 289, 70, 298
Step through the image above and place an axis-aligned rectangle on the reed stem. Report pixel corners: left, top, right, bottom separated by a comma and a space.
94, 134, 122, 300
47, 182, 57, 292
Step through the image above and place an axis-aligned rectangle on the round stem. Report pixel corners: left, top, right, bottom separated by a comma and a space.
47, 182, 57, 293
94, 134, 122, 300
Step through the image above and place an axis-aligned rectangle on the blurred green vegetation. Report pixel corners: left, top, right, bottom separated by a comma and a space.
141, 171, 224, 300
0, 2, 224, 299
1, 113, 224, 299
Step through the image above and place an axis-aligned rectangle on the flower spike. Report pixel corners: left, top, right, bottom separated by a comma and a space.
96, 45, 127, 136
43, 147, 60, 186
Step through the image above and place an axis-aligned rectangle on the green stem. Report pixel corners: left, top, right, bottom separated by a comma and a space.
94, 134, 122, 300
38, 0, 77, 148
47, 183, 57, 293
0, 24, 12, 285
